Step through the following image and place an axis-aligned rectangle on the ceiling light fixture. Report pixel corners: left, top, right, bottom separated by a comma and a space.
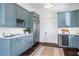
44, 3, 52, 8
44, 0, 52, 8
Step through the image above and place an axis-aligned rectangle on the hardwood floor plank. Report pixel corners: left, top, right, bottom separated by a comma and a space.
59, 48, 64, 56
30, 46, 41, 56
40, 46, 54, 56
54, 48, 59, 56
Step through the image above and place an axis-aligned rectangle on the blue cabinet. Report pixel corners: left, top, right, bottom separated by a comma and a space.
11, 38, 20, 56
23, 10, 30, 28
28, 12, 39, 33
58, 12, 66, 27
58, 11, 71, 27
58, 10, 78, 27
5, 3, 16, 27
0, 34, 34, 56
26, 35, 34, 48
76, 35, 79, 49
27, 13, 33, 32
10, 35, 34, 56
0, 3, 31, 28
16, 5, 23, 20
16, 4, 31, 28
70, 11, 77, 27
11, 37, 26, 56
77, 10, 79, 26
0, 4, 4, 26
0, 38, 10, 56
0, 3, 16, 27
69, 35, 77, 48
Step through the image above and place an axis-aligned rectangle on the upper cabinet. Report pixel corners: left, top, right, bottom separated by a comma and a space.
16, 5, 24, 20
77, 10, 79, 27
0, 3, 16, 27
28, 12, 39, 33
5, 4, 16, 27
70, 11, 77, 27
58, 10, 78, 27
16, 4, 30, 28
0, 3, 32, 28
58, 12, 66, 27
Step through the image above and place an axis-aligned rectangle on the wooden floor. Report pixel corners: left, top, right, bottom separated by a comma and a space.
30, 45, 64, 56
21, 43, 78, 56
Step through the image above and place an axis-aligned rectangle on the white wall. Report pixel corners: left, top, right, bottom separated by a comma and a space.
39, 8, 58, 44
17, 3, 39, 14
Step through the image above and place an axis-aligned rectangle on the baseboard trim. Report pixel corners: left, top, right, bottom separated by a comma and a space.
39, 42, 58, 47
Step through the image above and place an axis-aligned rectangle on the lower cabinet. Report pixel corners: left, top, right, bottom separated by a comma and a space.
26, 35, 34, 49
76, 35, 79, 49
0, 39, 10, 56
69, 35, 77, 48
58, 34, 78, 48
10, 38, 19, 56
0, 34, 34, 56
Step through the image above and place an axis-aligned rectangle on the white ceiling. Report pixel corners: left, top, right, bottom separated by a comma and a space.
29, 3, 79, 11
29, 3, 45, 9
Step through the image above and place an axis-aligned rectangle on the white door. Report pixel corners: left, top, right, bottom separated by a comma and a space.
44, 19, 57, 43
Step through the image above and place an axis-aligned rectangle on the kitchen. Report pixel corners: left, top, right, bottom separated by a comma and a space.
0, 3, 79, 56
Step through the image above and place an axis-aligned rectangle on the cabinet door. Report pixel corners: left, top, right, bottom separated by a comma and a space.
0, 4, 3, 26
11, 37, 25, 56
24, 35, 34, 49
58, 12, 66, 27
77, 10, 79, 27
5, 3, 16, 27
23, 36, 30, 51
27, 13, 33, 32
24, 11, 30, 28
76, 35, 79, 49
28, 35, 34, 48
70, 11, 77, 27
22, 9, 30, 28
11, 38, 22, 56
16, 5, 24, 19
0, 39, 10, 56
19, 36, 26, 54
11, 38, 18, 56
69, 35, 77, 48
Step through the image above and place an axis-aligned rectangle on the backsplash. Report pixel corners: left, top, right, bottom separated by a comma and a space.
58, 28, 79, 34
0, 27, 26, 36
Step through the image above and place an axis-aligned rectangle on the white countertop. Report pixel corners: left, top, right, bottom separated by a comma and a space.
58, 33, 79, 35
0, 33, 33, 39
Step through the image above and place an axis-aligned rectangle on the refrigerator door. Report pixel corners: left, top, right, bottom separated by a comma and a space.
33, 20, 39, 44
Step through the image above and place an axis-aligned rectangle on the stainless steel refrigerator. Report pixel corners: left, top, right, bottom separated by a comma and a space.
33, 18, 39, 44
